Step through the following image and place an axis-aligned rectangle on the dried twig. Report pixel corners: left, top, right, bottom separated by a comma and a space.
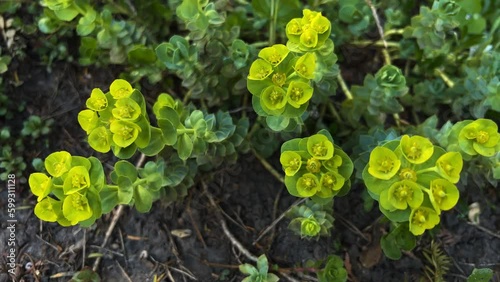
253, 198, 306, 245
203, 181, 259, 262
364, 0, 387, 48
467, 222, 500, 239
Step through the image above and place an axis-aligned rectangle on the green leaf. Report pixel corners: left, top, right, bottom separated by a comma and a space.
128, 45, 157, 65
117, 176, 134, 204
76, 10, 97, 35
114, 160, 137, 182
381, 233, 402, 260
134, 116, 151, 148
467, 268, 494, 282
100, 185, 119, 214
177, 133, 193, 160
54, 6, 79, 21
176, 0, 200, 21
266, 115, 290, 131
140, 127, 166, 156
88, 157, 104, 190
134, 185, 153, 213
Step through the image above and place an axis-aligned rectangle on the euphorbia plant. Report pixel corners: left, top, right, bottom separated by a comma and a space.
30, 78, 249, 224
362, 134, 463, 258
29, 151, 104, 226
280, 130, 353, 202
247, 9, 340, 132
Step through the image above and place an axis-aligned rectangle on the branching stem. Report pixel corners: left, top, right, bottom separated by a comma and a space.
252, 148, 284, 183
337, 73, 353, 100
435, 69, 455, 88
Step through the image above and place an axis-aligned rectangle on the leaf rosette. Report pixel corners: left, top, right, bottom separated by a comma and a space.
375, 65, 406, 89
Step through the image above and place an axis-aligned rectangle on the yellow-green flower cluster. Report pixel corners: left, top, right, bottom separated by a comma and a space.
456, 119, 500, 157
286, 9, 331, 51
247, 44, 316, 117
280, 132, 353, 201
78, 79, 150, 155
29, 151, 104, 226
363, 135, 462, 236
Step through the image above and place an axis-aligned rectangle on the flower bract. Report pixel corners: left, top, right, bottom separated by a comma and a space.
112, 97, 142, 121
429, 178, 459, 214
110, 120, 140, 148
109, 79, 133, 99
306, 134, 334, 160
294, 52, 316, 79
323, 155, 343, 171
29, 173, 53, 202
286, 80, 313, 108
86, 88, 108, 111
296, 173, 320, 197
63, 166, 91, 195
280, 151, 302, 176
317, 171, 345, 198
88, 126, 111, 153
409, 207, 440, 235
306, 157, 321, 173
248, 59, 273, 80
400, 135, 434, 164
459, 119, 500, 157
258, 44, 289, 66
34, 197, 61, 222
368, 147, 401, 180
44, 151, 72, 178
78, 109, 98, 134
261, 85, 287, 112
436, 152, 463, 183
62, 193, 93, 225
387, 180, 423, 210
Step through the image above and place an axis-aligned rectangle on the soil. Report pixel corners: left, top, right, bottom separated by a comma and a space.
1, 38, 500, 282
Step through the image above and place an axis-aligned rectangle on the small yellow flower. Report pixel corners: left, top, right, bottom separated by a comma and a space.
368, 147, 401, 180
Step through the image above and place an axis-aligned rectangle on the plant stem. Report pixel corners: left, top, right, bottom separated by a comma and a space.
393, 113, 401, 127
416, 167, 437, 175
251, 41, 270, 48
337, 73, 353, 100
327, 101, 342, 124
269, 0, 278, 45
382, 49, 392, 65
247, 117, 262, 140
177, 128, 195, 135
350, 40, 400, 48
434, 69, 455, 88
252, 148, 284, 183
384, 28, 405, 37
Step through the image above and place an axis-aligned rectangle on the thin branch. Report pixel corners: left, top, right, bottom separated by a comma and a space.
467, 222, 500, 239
253, 198, 306, 245
252, 149, 284, 184
203, 182, 259, 262
364, 0, 387, 48
337, 73, 353, 100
